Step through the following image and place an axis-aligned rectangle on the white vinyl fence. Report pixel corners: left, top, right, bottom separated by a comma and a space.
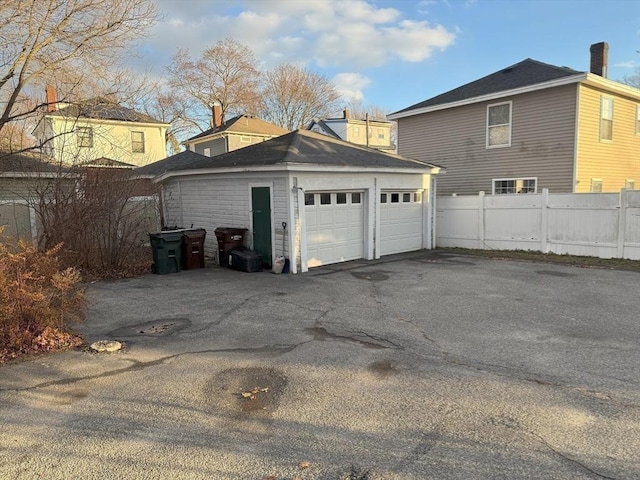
436, 189, 640, 260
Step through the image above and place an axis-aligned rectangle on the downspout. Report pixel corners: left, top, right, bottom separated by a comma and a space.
572, 84, 581, 192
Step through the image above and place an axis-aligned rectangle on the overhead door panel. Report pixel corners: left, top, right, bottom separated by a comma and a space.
380, 191, 423, 256
305, 192, 364, 268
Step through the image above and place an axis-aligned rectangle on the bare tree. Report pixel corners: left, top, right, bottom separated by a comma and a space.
620, 67, 640, 89
0, 0, 158, 153
166, 38, 262, 131
260, 64, 342, 130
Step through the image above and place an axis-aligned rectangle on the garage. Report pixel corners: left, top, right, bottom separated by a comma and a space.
304, 191, 364, 268
379, 190, 424, 256
142, 129, 441, 274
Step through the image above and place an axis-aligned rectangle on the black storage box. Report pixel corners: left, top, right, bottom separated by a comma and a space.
227, 247, 262, 273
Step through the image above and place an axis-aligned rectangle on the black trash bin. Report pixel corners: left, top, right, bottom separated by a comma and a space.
182, 228, 206, 270
214, 227, 248, 266
149, 231, 183, 274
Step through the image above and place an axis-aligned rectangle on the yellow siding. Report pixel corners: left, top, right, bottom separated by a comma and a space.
576, 85, 640, 192
47, 117, 167, 167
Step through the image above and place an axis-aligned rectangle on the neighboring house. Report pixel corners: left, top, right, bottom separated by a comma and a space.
184, 105, 288, 156
33, 85, 170, 167
307, 109, 395, 152
388, 42, 640, 195
136, 129, 441, 273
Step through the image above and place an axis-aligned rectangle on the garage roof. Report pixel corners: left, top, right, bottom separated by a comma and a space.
137, 129, 440, 180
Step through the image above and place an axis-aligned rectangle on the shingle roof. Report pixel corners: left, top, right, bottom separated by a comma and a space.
0, 151, 66, 174
392, 59, 583, 115
133, 150, 209, 177
49, 98, 165, 124
146, 130, 438, 178
186, 115, 289, 142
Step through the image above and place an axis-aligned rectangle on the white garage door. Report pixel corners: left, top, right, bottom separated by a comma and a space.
379, 191, 424, 256
305, 191, 364, 268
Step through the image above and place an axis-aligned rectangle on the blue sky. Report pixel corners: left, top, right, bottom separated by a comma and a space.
140, 0, 640, 115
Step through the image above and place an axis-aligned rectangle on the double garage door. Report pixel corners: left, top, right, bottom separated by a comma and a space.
304, 190, 424, 267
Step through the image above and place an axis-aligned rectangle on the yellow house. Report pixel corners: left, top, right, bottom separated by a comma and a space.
33, 86, 169, 167
389, 42, 640, 195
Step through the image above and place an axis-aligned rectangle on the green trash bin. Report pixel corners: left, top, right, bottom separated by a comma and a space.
149, 231, 183, 274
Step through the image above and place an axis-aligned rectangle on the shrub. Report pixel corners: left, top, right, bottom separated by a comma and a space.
0, 231, 86, 362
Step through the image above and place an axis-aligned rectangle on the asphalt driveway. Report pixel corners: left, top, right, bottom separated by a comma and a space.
1, 251, 639, 479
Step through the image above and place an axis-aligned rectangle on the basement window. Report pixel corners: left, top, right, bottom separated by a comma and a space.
590, 178, 603, 193
492, 178, 537, 194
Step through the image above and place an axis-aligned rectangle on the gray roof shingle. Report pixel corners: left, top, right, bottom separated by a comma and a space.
392, 59, 583, 115
139, 130, 438, 179
187, 115, 288, 142
134, 150, 209, 177
50, 98, 165, 124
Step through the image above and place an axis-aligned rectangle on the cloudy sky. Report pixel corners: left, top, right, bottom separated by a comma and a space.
135, 0, 640, 114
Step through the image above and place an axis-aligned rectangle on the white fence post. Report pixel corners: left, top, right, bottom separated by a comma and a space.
617, 189, 627, 259
540, 188, 549, 253
478, 191, 485, 249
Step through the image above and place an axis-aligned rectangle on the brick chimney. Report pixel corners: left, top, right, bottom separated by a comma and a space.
45, 84, 57, 112
212, 103, 222, 128
589, 42, 608, 78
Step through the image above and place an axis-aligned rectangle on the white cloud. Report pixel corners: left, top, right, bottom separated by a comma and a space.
614, 61, 638, 69
145, 0, 456, 70
333, 73, 371, 102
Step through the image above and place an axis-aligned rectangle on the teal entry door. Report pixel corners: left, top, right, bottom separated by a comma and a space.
251, 187, 272, 267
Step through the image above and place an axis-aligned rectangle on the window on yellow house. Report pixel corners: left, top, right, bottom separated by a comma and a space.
590, 178, 603, 192
600, 97, 613, 141
131, 131, 145, 153
77, 127, 93, 148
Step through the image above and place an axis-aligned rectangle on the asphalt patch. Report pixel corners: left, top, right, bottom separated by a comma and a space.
351, 271, 390, 281
108, 317, 191, 338
204, 367, 288, 416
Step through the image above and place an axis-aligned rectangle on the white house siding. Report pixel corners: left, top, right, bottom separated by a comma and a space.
397, 84, 578, 195
162, 173, 290, 261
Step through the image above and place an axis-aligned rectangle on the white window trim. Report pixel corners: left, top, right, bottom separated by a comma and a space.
491, 177, 537, 195
599, 96, 613, 142
486, 101, 512, 149
635, 105, 640, 136
590, 178, 604, 193
203, 147, 211, 157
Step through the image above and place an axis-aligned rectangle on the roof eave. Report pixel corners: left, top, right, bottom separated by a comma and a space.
388, 73, 588, 120
582, 73, 640, 99
153, 163, 441, 183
